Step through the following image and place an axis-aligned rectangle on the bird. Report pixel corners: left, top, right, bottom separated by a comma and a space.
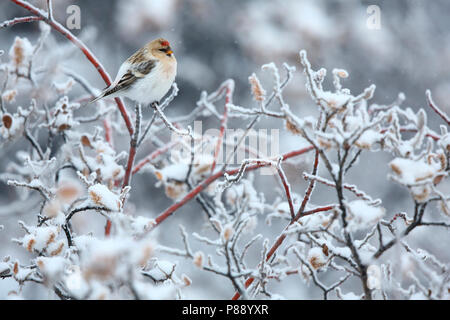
90, 38, 177, 106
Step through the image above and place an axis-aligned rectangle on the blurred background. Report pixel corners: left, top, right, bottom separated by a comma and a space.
0, 0, 449, 299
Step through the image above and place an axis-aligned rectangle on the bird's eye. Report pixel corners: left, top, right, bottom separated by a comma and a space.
159, 48, 168, 52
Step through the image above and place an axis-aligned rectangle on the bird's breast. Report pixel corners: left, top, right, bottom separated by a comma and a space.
161, 58, 177, 80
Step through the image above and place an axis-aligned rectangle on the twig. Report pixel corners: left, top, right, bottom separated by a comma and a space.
132, 141, 178, 175
152, 146, 314, 227
211, 80, 235, 173
276, 160, 295, 220
137, 83, 179, 148
8, 0, 134, 138
151, 102, 191, 136
122, 103, 142, 188
0, 16, 43, 28
426, 90, 450, 125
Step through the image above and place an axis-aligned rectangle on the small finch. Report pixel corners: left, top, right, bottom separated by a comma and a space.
90, 38, 177, 105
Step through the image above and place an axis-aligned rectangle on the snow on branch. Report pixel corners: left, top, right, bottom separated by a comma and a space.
0, 2, 449, 300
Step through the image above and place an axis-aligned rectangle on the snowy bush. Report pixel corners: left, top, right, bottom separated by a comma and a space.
0, 0, 449, 300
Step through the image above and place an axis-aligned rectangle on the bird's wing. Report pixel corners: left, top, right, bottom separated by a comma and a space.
113, 59, 157, 92
90, 59, 157, 103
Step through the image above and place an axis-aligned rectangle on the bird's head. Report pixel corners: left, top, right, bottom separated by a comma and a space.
150, 38, 174, 59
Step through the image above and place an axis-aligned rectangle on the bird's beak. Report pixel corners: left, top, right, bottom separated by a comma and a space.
166, 50, 173, 56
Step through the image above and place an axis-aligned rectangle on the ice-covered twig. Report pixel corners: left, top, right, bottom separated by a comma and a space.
0, 16, 43, 28
151, 102, 191, 137
276, 159, 295, 220
8, 0, 134, 137
426, 90, 450, 126
291, 247, 351, 300
153, 146, 314, 228
138, 83, 179, 148
210, 80, 235, 173
7, 179, 52, 201
122, 103, 142, 188
303, 173, 381, 205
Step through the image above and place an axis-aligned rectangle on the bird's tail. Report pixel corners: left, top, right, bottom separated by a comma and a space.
89, 90, 107, 104
88, 84, 122, 105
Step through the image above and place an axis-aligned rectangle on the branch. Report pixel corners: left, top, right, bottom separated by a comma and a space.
211, 80, 235, 173
8, 0, 134, 137
122, 103, 142, 188
426, 90, 450, 125
231, 150, 325, 300
132, 141, 178, 175
276, 160, 295, 220
0, 16, 43, 28
152, 146, 314, 227
151, 102, 191, 137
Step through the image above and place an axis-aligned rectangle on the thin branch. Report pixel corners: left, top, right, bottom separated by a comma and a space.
9, 0, 134, 137
152, 146, 314, 227
426, 90, 450, 125
0, 15, 43, 28
211, 80, 235, 173
151, 102, 191, 137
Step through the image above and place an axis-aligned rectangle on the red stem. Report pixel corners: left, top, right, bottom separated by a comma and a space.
0, 15, 43, 28
232, 149, 320, 300
231, 204, 332, 300
9, 0, 134, 137
153, 146, 314, 227
276, 166, 295, 220
8, 0, 138, 236
103, 118, 114, 148
132, 141, 178, 175
122, 143, 137, 189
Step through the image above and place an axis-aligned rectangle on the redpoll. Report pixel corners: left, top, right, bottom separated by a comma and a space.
90, 38, 177, 105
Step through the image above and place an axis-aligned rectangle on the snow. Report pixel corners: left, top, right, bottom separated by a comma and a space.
0, 113, 24, 139
356, 130, 383, 150
46, 239, 65, 256
337, 290, 361, 300
298, 212, 331, 229
130, 215, 155, 234
2, 89, 17, 103
36, 256, 66, 279
389, 158, 438, 185
307, 247, 327, 269
225, 179, 263, 212
242, 215, 258, 234
96, 154, 125, 182
220, 224, 234, 243
346, 200, 385, 231
65, 266, 88, 298
156, 260, 175, 275
1, 2, 448, 300
88, 184, 121, 211
318, 91, 352, 110
19, 225, 58, 252
9, 36, 34, 74
13, 266, 33, 282
157, 163, 189, 181
53, 78, 75, 95
193, 251, 204, 269
72, 234, 94, 253
366, 264, 381, 290
0, 262, 10, 276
